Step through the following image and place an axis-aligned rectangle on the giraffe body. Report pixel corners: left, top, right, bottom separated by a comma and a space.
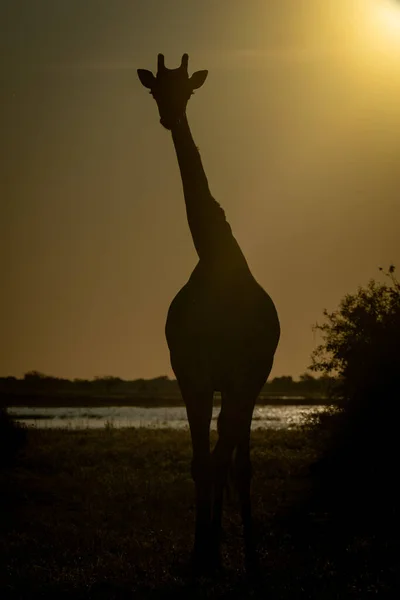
166, 261, 279, 392
138, 54, 280, 574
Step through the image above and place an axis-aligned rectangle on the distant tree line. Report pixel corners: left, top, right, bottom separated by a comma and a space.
0, 371, 333, 399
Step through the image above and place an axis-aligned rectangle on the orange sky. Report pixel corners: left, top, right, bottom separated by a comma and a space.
1, 1, 400, 380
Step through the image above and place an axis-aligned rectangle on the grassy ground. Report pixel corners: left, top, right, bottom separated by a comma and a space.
0, 427, 397, 599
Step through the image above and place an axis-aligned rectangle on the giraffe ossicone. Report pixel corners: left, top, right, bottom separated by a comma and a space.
137, 53, 208, 129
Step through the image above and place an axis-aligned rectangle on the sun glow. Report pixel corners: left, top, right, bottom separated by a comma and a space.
375, 0, 400, 34
349, 0, 400, 70
366, 0, 400, 47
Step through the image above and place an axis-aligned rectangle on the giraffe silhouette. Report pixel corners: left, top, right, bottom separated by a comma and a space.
138, 54, 280, 574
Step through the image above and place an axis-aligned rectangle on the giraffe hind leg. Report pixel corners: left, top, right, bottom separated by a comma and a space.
209, 402, 238, 569
212, 387, 261, 572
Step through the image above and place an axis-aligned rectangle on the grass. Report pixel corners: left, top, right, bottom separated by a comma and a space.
0, 427, 397, 598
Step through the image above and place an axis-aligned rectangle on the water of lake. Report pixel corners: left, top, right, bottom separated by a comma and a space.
9, 405, 326, 430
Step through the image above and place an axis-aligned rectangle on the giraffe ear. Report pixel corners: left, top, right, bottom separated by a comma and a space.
190, 70, 208, 90
137, 69, 156, 89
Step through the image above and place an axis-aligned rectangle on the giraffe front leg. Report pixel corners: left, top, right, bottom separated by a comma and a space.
192, 454, 212, 568
211, 435, 236, 570
183, 388, 214, 573
235, 432, 260, 576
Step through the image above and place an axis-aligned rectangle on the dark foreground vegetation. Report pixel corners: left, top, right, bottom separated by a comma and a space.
0, 426, 397, 599
308, 267, 400, 547
1, 268, 398, 598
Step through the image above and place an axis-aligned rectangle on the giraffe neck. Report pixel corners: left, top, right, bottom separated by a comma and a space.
171, 113, 211, 210
171, 114, 248, 267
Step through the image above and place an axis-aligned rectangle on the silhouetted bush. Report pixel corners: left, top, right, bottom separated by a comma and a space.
308, 266, 400, 527
0, 407, 26, 468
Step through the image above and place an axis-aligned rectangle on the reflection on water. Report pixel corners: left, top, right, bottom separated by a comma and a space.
8, 405, 326, 430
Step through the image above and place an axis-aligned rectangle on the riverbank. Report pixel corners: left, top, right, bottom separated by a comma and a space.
7, 404, 326, 431
0, 428, 396, 598
1, 393, 328, 408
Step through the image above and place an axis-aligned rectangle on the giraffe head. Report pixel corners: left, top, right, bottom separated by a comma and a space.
137, 54, 208, 130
